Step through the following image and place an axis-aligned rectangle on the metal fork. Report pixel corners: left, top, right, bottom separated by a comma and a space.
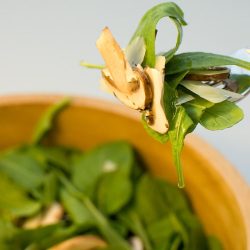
184, 66, 250, 102
209, 79, 250, 102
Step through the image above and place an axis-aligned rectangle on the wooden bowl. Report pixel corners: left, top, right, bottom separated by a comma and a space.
0, 95, 249, 250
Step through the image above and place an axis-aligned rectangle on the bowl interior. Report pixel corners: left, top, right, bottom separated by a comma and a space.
0, 95, 249, 250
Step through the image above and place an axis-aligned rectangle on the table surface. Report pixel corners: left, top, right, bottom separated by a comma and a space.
0, 0, 249, 183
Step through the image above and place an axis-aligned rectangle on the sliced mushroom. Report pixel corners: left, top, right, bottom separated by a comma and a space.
49, 235, 107, 250
96, 28, 168, 134
154, 55, 166, 75
23, 203, 64, 229
130, 236, 143, 250
185, 67, 230, 81
144, 56, 169, 134
97, 27, 152, 110
41, 202, 64, 226
96, 27, 137, 94
23, 214, 43, 229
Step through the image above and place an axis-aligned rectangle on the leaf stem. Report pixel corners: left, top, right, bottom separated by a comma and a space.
80, 61, 104, 69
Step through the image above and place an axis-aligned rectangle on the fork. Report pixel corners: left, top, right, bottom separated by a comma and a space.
183, 66, 250, 103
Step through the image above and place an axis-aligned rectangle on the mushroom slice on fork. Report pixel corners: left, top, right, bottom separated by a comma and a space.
96, 27, 152, 111
96, 27, 168, 134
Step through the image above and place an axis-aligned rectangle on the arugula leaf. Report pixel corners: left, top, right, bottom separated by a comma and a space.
166, 70, 189, 88
135, 174, 191, 225
157, 180, 191, 212
0, 174, 41, 218
118, 209, 153, 250
0, 150, 44, 191
163, 82, 178, 124
184, 97, 214, 123
137, 178, 192, 248
129, 2, 186, 67
162, 83, 194, 188
95, 169, 133, 215
147, 213, 191, 250
109, 220, 128, 238
58, 172, 132, 250
170, 235, 183, 250
22, 145, 79, 173
31, 98, 70, 145
60, 188, 94, 225
72, 141, 134, 198
12, 223, 86, 250
176, 90, 194, 106
183, 97, 214, 134
135, 174, 171, 226
0, 219, 17, 246
168, 106, 194, 188
178, 210, 209, 250
42, 171, 58, 206
10, 223, 62, 249
0, 242, 10, 250
166, 52, 250, 75
147, 216, 177, 250
200, 101, 244, 130
230, 74, 250, 94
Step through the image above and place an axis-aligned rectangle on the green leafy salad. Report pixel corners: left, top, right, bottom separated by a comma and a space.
0, 100, 223, 249
83, 2, 250, 188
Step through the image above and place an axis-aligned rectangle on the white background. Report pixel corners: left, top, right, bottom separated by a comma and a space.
0, 0, 249, 182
